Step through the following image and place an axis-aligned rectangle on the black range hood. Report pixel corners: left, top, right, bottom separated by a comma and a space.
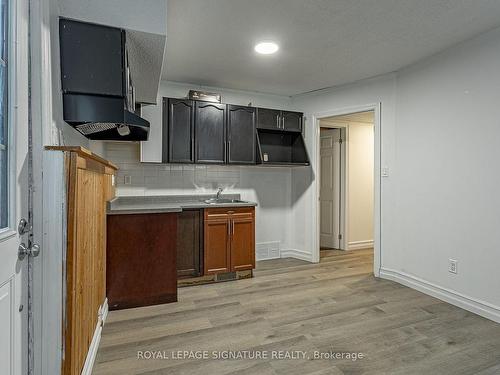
63, 93, 149, 141
59, 18, 149, 141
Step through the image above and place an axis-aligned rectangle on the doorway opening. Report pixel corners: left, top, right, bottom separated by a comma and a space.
318, 111, 375, 262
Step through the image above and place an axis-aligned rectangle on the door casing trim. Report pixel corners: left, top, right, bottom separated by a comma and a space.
311, 103, 381, 278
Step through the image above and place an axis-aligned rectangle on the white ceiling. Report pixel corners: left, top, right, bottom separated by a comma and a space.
165, 0, 500, 96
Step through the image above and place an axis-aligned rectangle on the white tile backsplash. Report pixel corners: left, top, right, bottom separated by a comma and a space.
105, 142, 246, 195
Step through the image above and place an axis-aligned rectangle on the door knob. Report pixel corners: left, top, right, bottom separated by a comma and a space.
18, 242, 41, 260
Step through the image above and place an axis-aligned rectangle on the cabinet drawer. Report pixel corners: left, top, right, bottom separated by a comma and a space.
205, 207, 254, 219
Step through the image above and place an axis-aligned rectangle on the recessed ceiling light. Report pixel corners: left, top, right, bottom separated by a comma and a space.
254, 41, 279, 55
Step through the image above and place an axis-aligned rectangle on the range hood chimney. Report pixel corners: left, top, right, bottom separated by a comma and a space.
59, 18, 150, 141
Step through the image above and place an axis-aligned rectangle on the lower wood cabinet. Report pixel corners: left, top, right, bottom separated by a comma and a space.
107, 212, 177, 310
230, 214, 255, 271
204, 207, 255, 275
177, 209, 202, 278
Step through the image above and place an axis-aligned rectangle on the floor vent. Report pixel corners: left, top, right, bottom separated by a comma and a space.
256, 241, 281, 261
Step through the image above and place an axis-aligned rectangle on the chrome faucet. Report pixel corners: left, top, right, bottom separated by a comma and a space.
216, 187, 224, 200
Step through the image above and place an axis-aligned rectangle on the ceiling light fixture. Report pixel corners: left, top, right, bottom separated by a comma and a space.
254, 41, 279, 55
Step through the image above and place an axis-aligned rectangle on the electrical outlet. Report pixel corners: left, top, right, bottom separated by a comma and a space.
124, 175, 132, 185
382, 166, 390, 177
449, 259, 458, 274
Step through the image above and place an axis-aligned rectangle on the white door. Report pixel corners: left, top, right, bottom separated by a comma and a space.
320, 128, 341, 249
0, 0, 30, 373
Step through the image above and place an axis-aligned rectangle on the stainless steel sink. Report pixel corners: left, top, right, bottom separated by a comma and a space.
203, 198, 247, 204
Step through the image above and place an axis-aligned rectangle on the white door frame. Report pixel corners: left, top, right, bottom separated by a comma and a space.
312, 103, 381, 277
28, 0, 64, 374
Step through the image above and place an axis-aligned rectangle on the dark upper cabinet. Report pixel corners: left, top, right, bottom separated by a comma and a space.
227, 105, 256, 164
256, 108, 281, 130
167, 99, 194, 163
257, 108, 302, 132
282, 111, 303, 132
162, 96, 306, 166
256, 129, 310, 165
195, 102, 226, 164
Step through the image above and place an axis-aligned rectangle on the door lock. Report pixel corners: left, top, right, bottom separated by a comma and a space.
18, 242, 41, 260
18, 218, 31, 235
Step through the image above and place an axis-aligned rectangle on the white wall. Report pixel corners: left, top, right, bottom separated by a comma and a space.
47, 0, 89, 147
291, 26, 500, 321
159, 80, 294, 108
347, 123, 374, 248
386, 26, 500, 319
102, 81, 297, 259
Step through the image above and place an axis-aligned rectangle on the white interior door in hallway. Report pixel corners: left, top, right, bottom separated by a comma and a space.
0, 0, 30, 373
319, 128, 341, 249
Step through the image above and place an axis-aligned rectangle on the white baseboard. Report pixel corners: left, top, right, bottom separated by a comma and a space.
380, 268, 500, 324
101, 297, 109, 323
81, 299, 109, 375
348, 240, 374, 250
280, 248, 313, 262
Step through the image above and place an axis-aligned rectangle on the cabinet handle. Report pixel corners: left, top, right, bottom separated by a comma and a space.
191, 138, 195, 161
276, 115, 280, 129
232, 220, 235, 236
228, 140, 231, 160
228, 221, 231, 237
282, 116, 285, 129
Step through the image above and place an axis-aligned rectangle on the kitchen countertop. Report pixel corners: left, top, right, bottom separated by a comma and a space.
107, 194, 258, 215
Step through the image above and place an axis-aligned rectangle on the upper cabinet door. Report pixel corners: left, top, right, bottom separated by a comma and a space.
282, 111, 303, 132
195, 102, 226, 164
227, 105, 256, 164
168, 99, 194, 163
256, 108, 281, 130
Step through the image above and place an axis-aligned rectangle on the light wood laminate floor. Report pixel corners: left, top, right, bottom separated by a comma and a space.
93, 249, 500, 375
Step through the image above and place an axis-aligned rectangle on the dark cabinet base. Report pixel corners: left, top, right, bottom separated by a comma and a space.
177, 209, 203, 278
106, 213, 178, 310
